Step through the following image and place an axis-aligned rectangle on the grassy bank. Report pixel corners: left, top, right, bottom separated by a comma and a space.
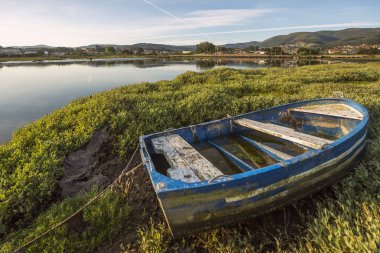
1, 63, 380, 252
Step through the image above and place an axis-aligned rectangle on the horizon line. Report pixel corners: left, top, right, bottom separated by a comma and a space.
2, 26, 380, 48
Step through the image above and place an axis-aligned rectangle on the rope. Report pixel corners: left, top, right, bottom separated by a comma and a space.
13, 144, 142, 253
116, 143, 140, 185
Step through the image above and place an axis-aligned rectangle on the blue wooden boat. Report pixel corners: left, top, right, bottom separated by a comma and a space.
139, 98, 368, 234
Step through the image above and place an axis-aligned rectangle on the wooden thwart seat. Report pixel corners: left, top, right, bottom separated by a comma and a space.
253, 142, 293, 161
290, 104, 363, 120
238, 134, 293, 162
235, 118, 333, 149
152, 134, 223, 183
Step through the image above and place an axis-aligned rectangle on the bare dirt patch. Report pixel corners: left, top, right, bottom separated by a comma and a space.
94, 156, 165, 253
57, 126, 164, 252
59, 127, 128, 198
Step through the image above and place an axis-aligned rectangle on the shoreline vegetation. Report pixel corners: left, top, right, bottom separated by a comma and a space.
1, 53, 380, 64
1, 63, 379, 252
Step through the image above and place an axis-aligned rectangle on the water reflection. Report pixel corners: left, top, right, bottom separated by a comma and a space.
192, 58, 328, 70
1, 57, 329, 69
0, 57, 353, 143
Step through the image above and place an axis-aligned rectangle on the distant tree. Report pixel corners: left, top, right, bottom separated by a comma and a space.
270, 47, 283, 55
52, 47, 74, 53
297, 47, 320, 55
121, 49, 133, 54
218, 47, 229, 53
358, 47, 380, 55
196, 42, 216, 54
262, 48, 271, 54
312, 48, 321, 55
36, 50, 45, 56
105, 47, 116, 54
135, 48, 144, 55
95, 45, 105, 53
246, 45, 259, 52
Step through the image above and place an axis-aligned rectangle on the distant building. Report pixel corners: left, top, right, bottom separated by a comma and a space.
328, 48, 341, 54
281, 46, 298, 55
52, 52, 66, 56
233, 49, 247, 54
1, 48, 22, 54
342, 49, 358, 55
143, 49, 154, 55
80, 47, 91, 53
23, 50, 38, 54
182, 50, 192, 54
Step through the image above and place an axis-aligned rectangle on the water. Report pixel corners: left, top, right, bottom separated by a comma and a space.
0, 57, 357, 143
210, 136, 275, 169
194, 141, 243, 174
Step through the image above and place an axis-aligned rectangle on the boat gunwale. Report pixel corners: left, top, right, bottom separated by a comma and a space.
140, 98, 369, 192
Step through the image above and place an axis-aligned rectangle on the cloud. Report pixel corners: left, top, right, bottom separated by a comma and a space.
184, 9, 275, 27
146, 8, 277, 31
0, 1, 378, 47
127, 7, 277, 42
143, 0, 207, 38
0, 1, 278, 46
130, 22, 380, 45
146, 22, 380, 39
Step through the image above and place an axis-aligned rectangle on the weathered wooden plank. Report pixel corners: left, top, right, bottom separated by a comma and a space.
235, 118, 332, 149
290, 104, 363, 120
167, 167, 200, 184
255, 142, 293, 160
238, 134, 293, 162
152, 134, 223, 183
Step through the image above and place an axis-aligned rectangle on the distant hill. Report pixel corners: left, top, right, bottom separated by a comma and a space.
6, 28, 380, 50
129, 43, 195, 51
221, 41, 260, 48
257, 28, 380, 47
83, 43, 195, 51
13, 45, 52, 49
153, 28, 380, 49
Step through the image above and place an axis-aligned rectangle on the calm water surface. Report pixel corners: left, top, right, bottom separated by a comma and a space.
0, 57, 345, 143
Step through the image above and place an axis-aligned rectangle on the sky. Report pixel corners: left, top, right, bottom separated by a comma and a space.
1, 0, 379, 47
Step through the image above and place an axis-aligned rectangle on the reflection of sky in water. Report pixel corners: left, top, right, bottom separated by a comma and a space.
0, 58, 321, 143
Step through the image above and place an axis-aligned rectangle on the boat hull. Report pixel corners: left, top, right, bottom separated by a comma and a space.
140, 99, 368, 234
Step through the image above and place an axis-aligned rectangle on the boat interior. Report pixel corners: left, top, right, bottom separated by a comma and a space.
144, 100, 364, 183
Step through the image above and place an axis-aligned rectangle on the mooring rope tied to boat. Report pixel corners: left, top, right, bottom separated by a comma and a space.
13, 144, 142, 253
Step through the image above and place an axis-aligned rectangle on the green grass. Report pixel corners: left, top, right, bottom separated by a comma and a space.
0, 188, 131, 253
1, 63, 380, 252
